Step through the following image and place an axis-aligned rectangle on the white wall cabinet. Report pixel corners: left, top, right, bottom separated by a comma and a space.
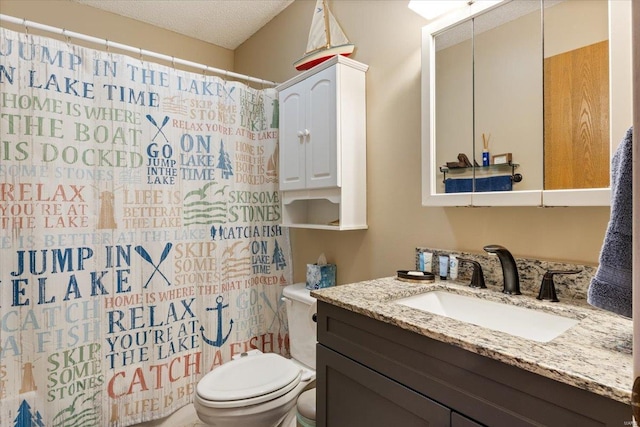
276, 56, 368, 230
280, 65, 338, 191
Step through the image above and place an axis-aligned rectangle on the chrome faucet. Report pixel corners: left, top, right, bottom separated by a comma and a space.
483, 244, 521, 295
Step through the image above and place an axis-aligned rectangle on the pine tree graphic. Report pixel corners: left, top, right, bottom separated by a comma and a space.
34, 412, 44, 427
272, 240, 287, 270
217, 140, 233, 179
14, 400, 43, 427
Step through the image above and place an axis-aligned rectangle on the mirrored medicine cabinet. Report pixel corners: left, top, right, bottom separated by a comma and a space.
421, 0, 632, 207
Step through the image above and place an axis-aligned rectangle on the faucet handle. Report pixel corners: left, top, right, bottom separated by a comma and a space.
536, 270, 581, 302
458, 258, 486, 289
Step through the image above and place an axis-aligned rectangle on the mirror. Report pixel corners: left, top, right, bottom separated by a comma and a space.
422, 0, 632, 207
434, 20, 474, 194
543, 0, 609, 190
435, 1, 543, 195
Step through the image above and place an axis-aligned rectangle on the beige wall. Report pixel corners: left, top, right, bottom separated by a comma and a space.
0, 0, 234, 72
235, 0, 612, 285
0, 0, 612, 286
544, 0, 608, 58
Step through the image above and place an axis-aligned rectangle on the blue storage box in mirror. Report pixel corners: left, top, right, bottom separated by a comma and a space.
445, 175, 512, 193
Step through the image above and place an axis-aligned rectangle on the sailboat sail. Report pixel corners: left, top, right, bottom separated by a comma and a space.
306, 1, 328, 52
327, 8, 350, 46
294, 0, 354, 71
306, 0, 350, 53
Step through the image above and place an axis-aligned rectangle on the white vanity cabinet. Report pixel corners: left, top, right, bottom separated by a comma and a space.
276, 56, 368, 230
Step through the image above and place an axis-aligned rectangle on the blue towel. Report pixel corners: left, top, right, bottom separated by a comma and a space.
476, 175, 513, 192
587, 126, 633, 318
445, 175, 512, 193
445, 178, 473, 193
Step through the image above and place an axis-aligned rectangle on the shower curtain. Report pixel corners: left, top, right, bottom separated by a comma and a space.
0, 27, 292, 426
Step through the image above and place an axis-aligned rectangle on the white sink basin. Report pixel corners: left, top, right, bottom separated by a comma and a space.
394, 290, 579, 343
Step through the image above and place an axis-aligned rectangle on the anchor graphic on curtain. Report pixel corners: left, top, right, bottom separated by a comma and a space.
201, 296, 234, 347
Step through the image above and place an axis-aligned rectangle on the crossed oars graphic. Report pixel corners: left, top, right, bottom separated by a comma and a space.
261, 290, 285, 330
135, 243, 172, 288
147, 115, 170, 142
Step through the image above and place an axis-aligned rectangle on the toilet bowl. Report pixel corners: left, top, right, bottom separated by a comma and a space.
296, 388, 316, 427
194, 283, 317, 427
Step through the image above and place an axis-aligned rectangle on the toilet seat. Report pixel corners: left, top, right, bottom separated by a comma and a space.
196, 353, 302, 409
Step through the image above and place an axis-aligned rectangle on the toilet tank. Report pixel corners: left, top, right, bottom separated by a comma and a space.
282, 283, 317, 369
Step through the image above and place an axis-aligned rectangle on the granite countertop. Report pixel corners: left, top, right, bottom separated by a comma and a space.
311, 277, 633, 404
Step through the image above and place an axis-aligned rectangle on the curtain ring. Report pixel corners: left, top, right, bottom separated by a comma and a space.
62, 28, 71, 45
23, 18, 29, 35
139, 47, 144, 63
171, 56, 175, 69
105, 38, 110, 52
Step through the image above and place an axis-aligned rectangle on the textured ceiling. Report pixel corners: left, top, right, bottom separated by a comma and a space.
72, 0, 295, 50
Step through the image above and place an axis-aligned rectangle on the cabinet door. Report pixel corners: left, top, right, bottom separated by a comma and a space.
305, 66, 338, 189
317, 345, 451, 426
279, 84, 306, 191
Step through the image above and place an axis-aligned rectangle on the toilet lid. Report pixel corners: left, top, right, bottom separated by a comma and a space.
197, 353, 302, 403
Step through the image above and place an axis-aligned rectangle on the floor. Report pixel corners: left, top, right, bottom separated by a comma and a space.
136, 404, 298, 427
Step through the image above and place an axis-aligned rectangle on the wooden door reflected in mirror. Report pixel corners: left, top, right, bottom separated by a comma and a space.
543, 0, 609, 190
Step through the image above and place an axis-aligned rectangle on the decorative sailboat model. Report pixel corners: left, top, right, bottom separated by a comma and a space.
293, 0, 355, 71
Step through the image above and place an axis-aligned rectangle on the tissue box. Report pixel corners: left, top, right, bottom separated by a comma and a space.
306, 264, 337, 290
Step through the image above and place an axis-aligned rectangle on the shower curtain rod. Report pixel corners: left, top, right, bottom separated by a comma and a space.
0, 14, 279, 87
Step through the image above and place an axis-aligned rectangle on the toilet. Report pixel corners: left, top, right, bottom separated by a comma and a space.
194, 283, 317, 427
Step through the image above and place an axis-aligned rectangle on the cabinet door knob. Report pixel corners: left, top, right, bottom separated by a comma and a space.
297, 130, 304, 138
303, 129, 310, 137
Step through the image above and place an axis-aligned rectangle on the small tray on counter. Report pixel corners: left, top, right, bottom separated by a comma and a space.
396, 270, 435, 283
